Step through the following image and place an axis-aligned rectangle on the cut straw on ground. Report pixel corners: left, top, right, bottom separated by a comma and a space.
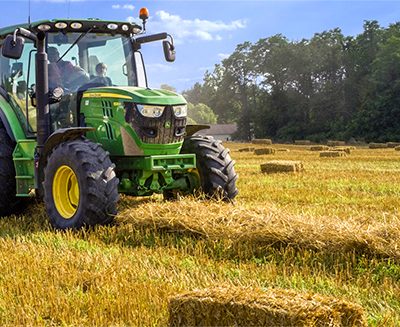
116, 199, 400, 261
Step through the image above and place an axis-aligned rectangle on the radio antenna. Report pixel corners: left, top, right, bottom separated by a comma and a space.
28, 0, 31, 24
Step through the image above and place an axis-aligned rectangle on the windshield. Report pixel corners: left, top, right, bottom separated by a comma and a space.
47, 32, 143, 91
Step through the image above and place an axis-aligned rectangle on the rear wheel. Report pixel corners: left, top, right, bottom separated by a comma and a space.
43, 138, 119, 229
0, 124, 20, 216
180, 135, 238, 201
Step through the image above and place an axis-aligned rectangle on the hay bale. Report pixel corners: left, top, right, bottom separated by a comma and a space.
252, 139, 272, 145
276, 148, 290, 152
238, 147, 255, 152
327, 140, 346, 146
369, 142, 387, 149
395, 146, 400, 151
254, 148, 275, 155
261, 160, 303, 173
320, 151, 347, 158
386, 142, 400, 148
294, 140, 311, 145
168, 287, 367, 327
310, 145, 329, 151
332, 147, 352, 155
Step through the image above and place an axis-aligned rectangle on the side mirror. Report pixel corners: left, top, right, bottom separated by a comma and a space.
2, 35, 25, 59
163, 40, 175, 62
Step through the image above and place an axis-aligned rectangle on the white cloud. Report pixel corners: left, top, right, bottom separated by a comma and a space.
112, 4, 135, 10
145, 10, 246, 43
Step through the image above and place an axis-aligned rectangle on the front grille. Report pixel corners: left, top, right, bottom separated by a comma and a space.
124, 103, 186, 144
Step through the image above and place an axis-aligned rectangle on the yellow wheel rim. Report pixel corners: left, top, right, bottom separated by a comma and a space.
52, 165, 80, 219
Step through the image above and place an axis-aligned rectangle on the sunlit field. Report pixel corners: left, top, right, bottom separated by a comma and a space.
0, 142, 399, 326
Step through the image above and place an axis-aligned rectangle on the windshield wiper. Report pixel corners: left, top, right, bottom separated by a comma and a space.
57, 28, 93, 63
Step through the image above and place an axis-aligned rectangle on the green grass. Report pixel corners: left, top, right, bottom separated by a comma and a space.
0, 143, 399, 325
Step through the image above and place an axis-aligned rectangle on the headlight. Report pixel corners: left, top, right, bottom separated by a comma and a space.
136, 104, 164, 118
173, 105, 187, 117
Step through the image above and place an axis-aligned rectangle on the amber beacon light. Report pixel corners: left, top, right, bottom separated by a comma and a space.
139, 7, 149, 21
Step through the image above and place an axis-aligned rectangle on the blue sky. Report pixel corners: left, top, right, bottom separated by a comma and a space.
1, 0, 400, 91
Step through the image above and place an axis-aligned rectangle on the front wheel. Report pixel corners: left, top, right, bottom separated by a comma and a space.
43, 138, 119, 229
180, 135, 238, 201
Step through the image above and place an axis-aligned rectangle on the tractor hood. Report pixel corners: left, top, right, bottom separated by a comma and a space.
82, 86, 187, 106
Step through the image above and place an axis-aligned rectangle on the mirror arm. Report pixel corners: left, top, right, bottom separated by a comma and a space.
15, 28, 37, 44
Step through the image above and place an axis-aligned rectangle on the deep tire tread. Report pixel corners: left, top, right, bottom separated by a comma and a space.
0, 124, 20, 216
181, 135, 238, 201
43, 137, 119, 229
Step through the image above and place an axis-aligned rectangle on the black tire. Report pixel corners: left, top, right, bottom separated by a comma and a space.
0, 124, 20, 216
43, 138, 119, 229
181, 135, 238, 201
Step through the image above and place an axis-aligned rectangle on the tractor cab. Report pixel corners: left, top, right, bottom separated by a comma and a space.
0, 18, 175, 135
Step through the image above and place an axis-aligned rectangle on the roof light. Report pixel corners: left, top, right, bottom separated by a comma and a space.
121, 24, 129, 32
107, 23, 118, 30
139, 7, 149, 21
132, 27, 141, 34
37, 24, 51, 31
55, 22, 68, 29
70, 22, 83, 29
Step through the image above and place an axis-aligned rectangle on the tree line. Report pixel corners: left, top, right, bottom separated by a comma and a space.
183, 21, 400, 142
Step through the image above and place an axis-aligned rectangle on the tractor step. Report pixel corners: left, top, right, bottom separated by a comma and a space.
13, 139, 36, 197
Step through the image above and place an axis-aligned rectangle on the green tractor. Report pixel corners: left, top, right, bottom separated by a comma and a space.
0, 10, 238, 229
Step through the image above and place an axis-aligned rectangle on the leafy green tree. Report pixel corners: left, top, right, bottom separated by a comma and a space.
187, 103, 218, 124
182, 20, 400, 142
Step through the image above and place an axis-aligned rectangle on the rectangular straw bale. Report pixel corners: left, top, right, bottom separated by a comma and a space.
332, 147, 352, 154
395, 145, 400, 151
251, 138, 272, 145
386, 142, 400, 148
320, 151, 347, 157
294, 140, 311, 145
261, 160, 303, 173
277, 148, 290, 152
310, 145, 329, 151
327, 140, 346, 146
254, 148, 275, 155
238, 147, 255, 152
168, 287, 367, 327
368, 142, 387, 149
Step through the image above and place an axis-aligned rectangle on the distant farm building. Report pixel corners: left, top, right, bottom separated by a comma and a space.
195, 124, 237, 141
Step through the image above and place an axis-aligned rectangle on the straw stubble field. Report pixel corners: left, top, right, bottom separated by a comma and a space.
0, 142, 399, 325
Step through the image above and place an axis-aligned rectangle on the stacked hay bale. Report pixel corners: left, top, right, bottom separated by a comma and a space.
310, 145, 329, 151
386, 142, 400, 148
294, 140, 311, 145
168, 287, 367, 327
369, 143, 387, 149
320, 151, 347, 158
252, 139, 272, 145
261, 160, 303, 173
331, 146, 353, 155
327, 140, 346, 147
238, 147, 255, 152
254, 148, 275, 155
